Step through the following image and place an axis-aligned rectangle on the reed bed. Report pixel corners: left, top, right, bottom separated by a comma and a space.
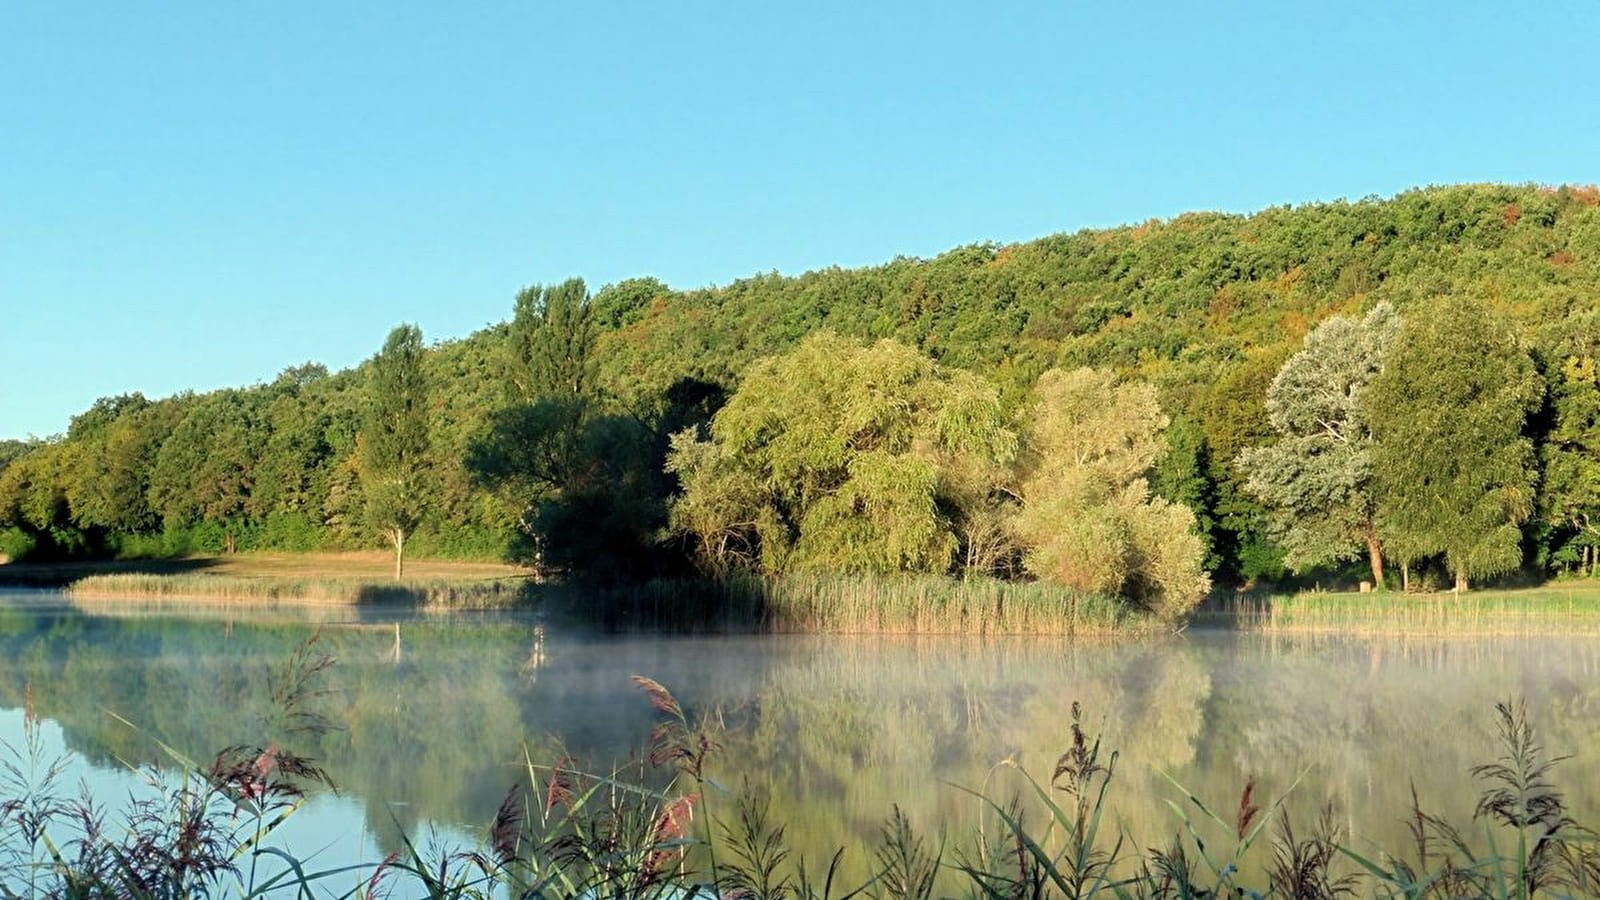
65, 572, 536, 609
1225, 583, 1600, 635
560, 573, 1152, 635
56, 569, 1152, 633
760, 573, 1142, 634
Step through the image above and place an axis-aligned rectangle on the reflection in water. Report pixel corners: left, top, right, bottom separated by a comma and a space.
0, 590, 1597, 882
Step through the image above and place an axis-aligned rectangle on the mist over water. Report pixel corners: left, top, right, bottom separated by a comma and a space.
1, 589, 1597, 885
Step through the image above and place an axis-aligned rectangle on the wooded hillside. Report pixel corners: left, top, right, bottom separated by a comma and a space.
5, 183, 1598, 589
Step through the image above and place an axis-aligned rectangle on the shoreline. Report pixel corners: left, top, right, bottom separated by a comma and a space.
12, 556, 1598, 636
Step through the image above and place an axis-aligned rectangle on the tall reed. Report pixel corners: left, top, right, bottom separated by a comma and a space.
556, 573, 1148, 635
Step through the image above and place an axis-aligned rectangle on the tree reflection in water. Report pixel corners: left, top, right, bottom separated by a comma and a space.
0, 593, 1596, 882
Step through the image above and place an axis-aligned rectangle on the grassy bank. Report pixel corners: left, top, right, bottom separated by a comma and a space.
66, 571, 536, 608
0, 551, 538, 608
1221, 581, 1600, 634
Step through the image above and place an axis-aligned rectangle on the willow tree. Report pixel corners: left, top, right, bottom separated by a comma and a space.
667, 331, 1015, 575
1237, 302, 1399, 587
361, 324, 432, 579
1368, 298, 1541, 591
1012, 368, 1209, 620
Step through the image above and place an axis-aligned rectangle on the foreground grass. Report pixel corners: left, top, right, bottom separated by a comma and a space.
1223, 580, 1600, 635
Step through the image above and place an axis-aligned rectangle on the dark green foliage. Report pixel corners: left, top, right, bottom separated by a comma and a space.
1533, 312, 1600, 576
65, 392, 150, 441
507, 278, 596, 402
469, 279, 704, 581
1150, 416, 1218, 571
0, 439, 41, 474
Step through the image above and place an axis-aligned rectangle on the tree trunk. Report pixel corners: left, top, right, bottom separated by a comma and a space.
394, 528, 406, 580
1363, 529, 1384, 590
1401, 562, 1410, 593
1454, 571, 1468, 594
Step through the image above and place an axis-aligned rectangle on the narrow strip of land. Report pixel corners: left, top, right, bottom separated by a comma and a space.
1224, 583, 1600, 635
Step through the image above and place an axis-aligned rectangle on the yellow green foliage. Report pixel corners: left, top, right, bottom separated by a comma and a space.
1013, 368, 1210, 619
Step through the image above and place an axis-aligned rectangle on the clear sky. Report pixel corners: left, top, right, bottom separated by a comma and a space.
4, 2, 1598, 439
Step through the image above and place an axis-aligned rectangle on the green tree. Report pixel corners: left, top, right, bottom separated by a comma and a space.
1237, 302, 1399, 587
147, 392, 262, 546
1198, 350, 1294, 584
1012, 368, 1210, 619
1368, 297, 1542, 591
667, 332, 1015, 575
506, 278, 595, 402
360, 325, 432, 579
0, 439, 39, 474
65, 403, 172, 536
1151, 414, 1218, 571
471, 278, 678, 577
0, 443, 83, 558
1535, 312, 1600, 576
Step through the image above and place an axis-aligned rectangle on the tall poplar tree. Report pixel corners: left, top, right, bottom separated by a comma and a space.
1368, 298, 1541, 591
361, 324, 431, 579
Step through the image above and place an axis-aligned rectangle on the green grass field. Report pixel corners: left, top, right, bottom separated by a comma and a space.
1221, 581, 1600, 635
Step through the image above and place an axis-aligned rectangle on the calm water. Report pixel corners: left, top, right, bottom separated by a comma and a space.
2, 588, 1599, 890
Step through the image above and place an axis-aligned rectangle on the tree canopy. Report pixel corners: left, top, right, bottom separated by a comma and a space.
4, 183, 1599, 595
667, 332, 1015, 576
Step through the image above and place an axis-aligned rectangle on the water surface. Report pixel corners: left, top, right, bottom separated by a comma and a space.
1, 589, 1597, 888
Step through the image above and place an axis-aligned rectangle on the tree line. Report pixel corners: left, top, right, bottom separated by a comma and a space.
3, 183, 1599, 601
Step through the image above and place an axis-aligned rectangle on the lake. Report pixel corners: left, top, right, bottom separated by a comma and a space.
2, 588, 1598, 893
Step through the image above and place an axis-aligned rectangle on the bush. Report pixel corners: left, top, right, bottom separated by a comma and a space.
0, 527, 36, 562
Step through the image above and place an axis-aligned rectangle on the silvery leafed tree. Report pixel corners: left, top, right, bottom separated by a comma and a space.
1237, 302, 1399, 589
361, 324, 431, 579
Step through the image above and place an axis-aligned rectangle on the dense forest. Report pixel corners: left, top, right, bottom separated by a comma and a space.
4, 184, 1600, 604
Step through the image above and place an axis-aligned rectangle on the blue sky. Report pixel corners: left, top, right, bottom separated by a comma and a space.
4, 2, 1598, 439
